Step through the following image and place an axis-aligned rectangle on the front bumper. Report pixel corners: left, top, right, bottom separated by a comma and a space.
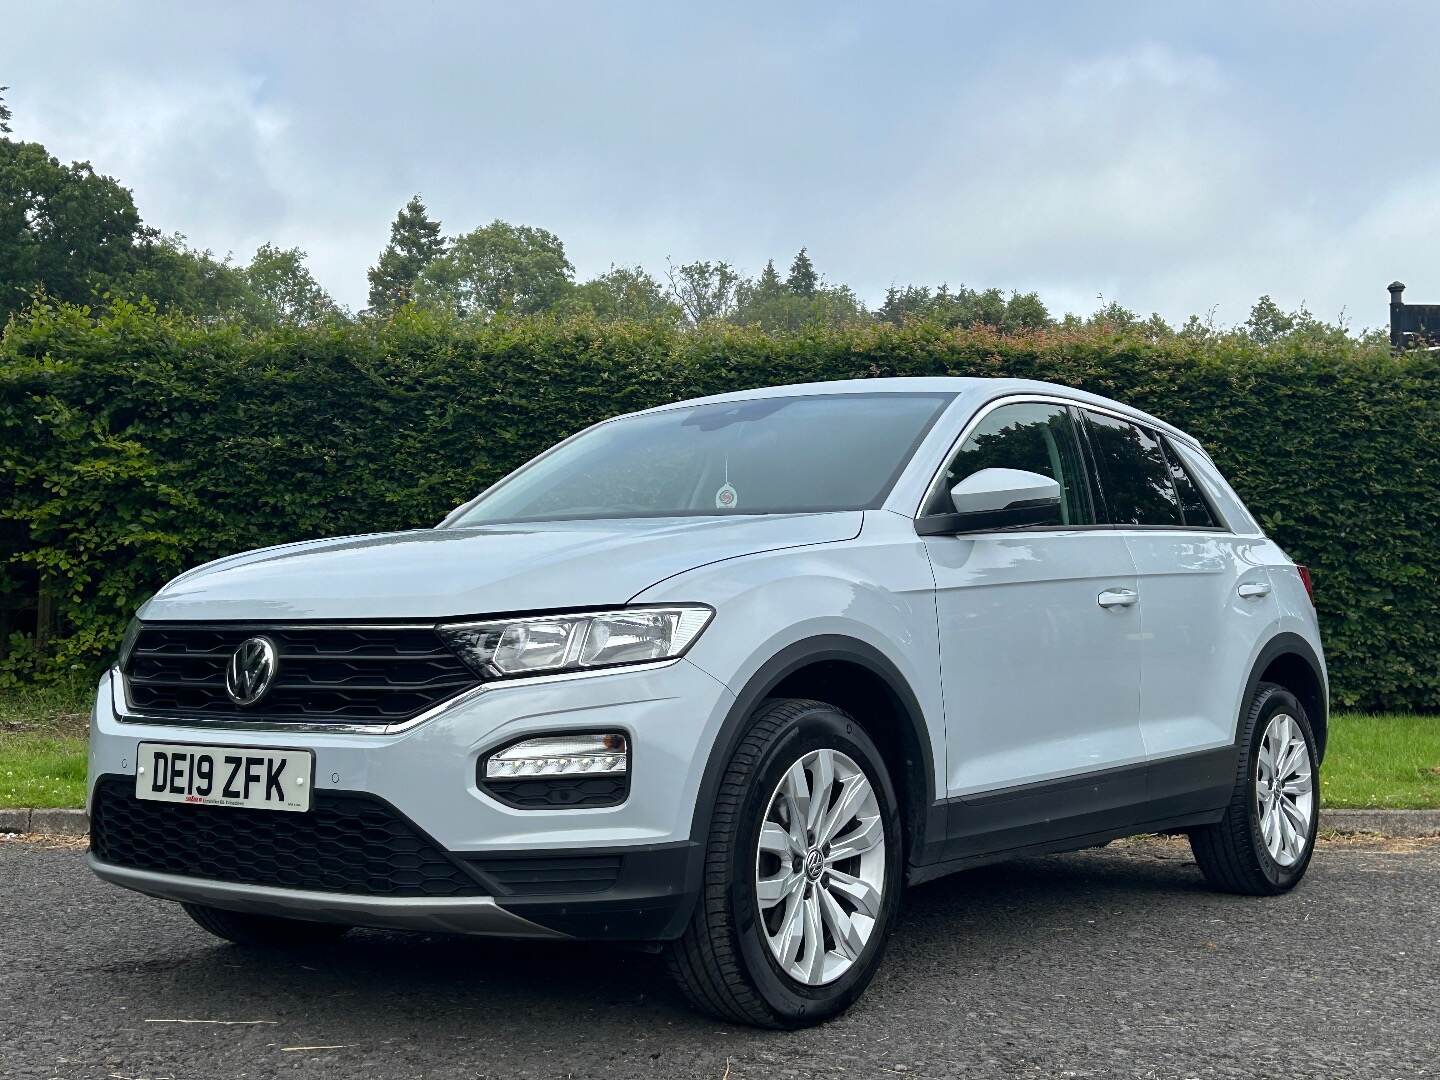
88, 659, 734, 940
89, 855, 563, 937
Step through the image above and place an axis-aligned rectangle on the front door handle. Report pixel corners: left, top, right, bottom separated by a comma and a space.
1097, 587, 1139, 609
1237, 581, 1273, 599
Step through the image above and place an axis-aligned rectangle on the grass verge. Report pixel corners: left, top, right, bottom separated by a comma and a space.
1, 679, 91, 810
0, 688, 1436, 810
0, 735, 88, 809
1322, 713, 1440, 810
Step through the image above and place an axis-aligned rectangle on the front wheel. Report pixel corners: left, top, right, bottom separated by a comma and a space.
1188, 682, 1319, 895
666, 698, 903, 1028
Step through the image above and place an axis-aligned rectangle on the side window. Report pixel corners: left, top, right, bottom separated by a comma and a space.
922, 402, 1094, 525
1160, 436, 1220, 528
1081, 411, 1183, 526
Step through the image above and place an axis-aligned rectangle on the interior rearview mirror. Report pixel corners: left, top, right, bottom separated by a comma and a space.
916, 467, 1062, 535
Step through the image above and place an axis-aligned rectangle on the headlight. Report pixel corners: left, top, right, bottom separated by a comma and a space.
117, 617, 142, 669
437, 605, 713, 678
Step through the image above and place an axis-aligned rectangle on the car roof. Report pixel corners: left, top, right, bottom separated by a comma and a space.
637, 377, 1201, 448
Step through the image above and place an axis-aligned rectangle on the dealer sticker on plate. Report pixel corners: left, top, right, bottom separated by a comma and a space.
135, 742, 313, 813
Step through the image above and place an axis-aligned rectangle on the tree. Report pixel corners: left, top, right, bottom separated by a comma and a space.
240, 244, 340, 327
738, 285, 865, 331
0, 127, 340, 328
366, 195, 445, 314
755, 259, 784, 299
875, 284, 1049, 331
0, 86, 12, 135
1002, 291, 1051, 330
121, 233, 253, 320
0, 139, 147, 323
1245, 295, 1296, 344
730, 249, 867, 331
665, 259, 740, 324
415, 220, 573, 318
552, 265, 679, 322
785, 248, 818, 297
734, 276, 864, 331
1086, 297, 1140, 330
1242, 294, 1350, 347
0, 130, 262, 323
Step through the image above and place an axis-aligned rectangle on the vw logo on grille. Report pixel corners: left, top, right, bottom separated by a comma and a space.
225, 636, 278, 706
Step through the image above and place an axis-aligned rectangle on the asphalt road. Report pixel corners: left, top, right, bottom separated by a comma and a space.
3, 835, 1437, 1080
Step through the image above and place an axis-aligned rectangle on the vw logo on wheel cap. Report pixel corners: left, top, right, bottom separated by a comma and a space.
225, 636, 278, 706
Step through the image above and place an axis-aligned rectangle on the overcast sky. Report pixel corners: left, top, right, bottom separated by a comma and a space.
5, 1, 1438, 328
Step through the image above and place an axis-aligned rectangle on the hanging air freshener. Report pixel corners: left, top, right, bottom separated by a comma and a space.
715, 459, 738, 510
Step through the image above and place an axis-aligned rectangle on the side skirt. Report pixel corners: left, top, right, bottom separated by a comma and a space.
910, 746, 1234, 886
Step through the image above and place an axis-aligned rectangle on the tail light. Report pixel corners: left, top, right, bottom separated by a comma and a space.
1296, 565, 1315, 604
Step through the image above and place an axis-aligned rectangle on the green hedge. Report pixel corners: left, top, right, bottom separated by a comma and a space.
3, 301, 1438, 710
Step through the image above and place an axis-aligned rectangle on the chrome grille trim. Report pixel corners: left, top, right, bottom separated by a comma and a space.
111, 658, 681, 735
118, 622, 482, 729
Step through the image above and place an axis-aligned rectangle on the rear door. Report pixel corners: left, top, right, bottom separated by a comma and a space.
920, 400, 1147, 856
1078, 410, 1278, 811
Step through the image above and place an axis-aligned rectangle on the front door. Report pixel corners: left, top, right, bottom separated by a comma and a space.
919, 400, 1147, 858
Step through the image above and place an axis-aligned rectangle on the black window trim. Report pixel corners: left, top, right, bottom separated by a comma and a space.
913, 393, 1234, 538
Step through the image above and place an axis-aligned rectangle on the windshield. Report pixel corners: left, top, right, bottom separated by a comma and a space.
448, 392, 954, 526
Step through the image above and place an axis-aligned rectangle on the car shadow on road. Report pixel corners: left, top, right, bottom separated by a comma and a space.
114, 843, 1210, 1037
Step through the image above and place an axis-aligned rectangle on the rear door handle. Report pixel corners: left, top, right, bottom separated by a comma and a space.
1097, 587, 1139, 609
1237, 581, 1273, 599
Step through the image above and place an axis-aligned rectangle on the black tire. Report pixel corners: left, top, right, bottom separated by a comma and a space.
1188, 682, 1320, 895
666, 698, 904, 1028
182, 902, 351, 947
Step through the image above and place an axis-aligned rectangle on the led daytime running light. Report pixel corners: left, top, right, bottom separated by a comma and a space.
485, 733, 629, 779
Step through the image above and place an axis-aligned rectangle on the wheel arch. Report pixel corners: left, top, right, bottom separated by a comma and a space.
1246, 633, 1329, 761
687, 635, 943, 872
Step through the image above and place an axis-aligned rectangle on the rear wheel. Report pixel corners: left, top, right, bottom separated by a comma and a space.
1188, 682, 1319, 895
183, 903, 351, 947
666, 698, 902, 1028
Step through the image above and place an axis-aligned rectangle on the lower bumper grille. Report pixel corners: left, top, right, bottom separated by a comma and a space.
89, 775, 483, 898
464, 854, 624, 896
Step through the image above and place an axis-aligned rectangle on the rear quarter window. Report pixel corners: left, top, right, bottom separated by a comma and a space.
1162, 438, 1253, 534
1160, 435, 1219, 528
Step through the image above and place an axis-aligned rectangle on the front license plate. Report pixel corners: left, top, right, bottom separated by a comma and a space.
135, 742, 313, 813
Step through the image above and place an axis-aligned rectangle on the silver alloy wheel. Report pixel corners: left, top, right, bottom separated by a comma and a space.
754, 747, 886, 986
1255, 712, 1315, 868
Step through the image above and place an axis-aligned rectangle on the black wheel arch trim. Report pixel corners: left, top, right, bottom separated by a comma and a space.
685, 635, 943, 884
1242, 632, 1328, 760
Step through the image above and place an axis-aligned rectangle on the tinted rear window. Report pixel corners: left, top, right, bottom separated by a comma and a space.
1082, 411, 1184, 527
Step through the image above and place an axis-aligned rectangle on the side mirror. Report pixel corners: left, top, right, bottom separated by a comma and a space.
917, 468, 1062, 535
950, 468, 1060, 515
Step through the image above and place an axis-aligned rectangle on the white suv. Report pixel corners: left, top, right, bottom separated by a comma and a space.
88, 377, 1326, 1027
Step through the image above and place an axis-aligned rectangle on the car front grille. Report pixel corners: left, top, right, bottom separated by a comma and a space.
122, 623, 480, 726
89, 775, 485, 898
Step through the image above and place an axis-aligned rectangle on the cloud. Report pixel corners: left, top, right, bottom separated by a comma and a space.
1065, 42, 1226, 94
32, 75, 291, 255
2, 2, 1437, 329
